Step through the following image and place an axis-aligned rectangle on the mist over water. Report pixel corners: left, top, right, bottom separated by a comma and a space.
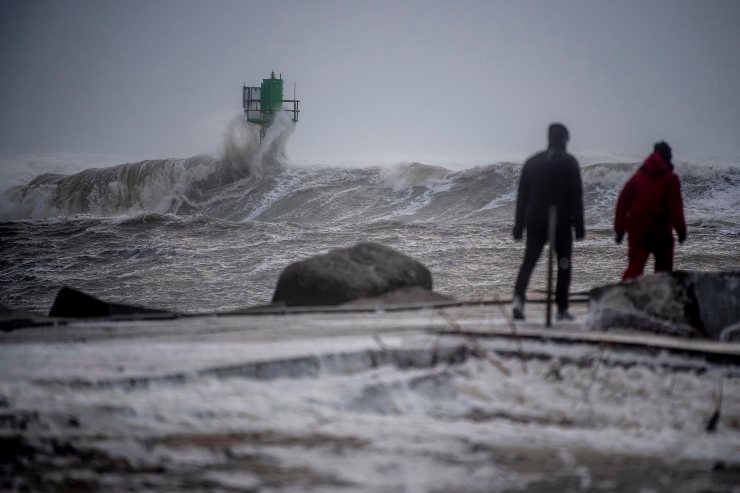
1, 117, 738, 314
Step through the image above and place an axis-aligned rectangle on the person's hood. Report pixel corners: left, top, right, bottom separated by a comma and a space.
640, 152, 672, 176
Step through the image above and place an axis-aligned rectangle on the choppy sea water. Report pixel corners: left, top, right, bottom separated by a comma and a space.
1, 119, 739, 314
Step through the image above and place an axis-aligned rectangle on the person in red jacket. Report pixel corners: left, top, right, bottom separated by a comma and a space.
614, 142, 687, 281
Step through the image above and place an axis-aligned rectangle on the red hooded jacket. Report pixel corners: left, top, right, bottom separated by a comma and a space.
615, 152, 686, 241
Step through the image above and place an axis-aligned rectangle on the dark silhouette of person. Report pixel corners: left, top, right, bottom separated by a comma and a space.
614, 142, 686, 281
512, 123, 585, 320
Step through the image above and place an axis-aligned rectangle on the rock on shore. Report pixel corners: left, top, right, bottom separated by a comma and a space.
49, 286, 173, 319
587, 270, 740, 340
272, 242, 441, 307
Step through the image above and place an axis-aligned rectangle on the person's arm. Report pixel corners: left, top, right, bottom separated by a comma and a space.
614, 179, 632, 243
669, 175, 687, 243
570, 159, 585, 240
513, 163, 529, 240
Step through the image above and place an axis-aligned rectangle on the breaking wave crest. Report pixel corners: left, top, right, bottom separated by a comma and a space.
1, 113, 295, 220
2, 140, 739, 234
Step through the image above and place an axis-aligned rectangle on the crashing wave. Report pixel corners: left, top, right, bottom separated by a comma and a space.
2, 137, 738, 233
1, 112, 295, 220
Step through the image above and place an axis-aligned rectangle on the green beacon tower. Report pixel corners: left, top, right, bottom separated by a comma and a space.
243, 72, 300, 141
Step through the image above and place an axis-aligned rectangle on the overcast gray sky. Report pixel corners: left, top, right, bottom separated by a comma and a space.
1, 0, 739, 164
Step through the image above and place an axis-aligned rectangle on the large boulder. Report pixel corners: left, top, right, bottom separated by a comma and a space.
587, 271, 740, 340
691, 272, 740, 340
272, 242, 435, 307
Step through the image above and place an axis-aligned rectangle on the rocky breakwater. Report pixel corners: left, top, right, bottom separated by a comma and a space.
272, 242, 453, 307
587, 270, 740, 341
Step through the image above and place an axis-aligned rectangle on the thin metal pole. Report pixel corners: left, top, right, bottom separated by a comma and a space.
546, 205, 557, 327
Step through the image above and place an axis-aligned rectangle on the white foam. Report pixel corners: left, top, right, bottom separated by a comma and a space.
479, 189, 517, 211
378, 162, 451, 191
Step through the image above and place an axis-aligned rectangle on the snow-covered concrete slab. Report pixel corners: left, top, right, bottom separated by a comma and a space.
1, 302, 739, 491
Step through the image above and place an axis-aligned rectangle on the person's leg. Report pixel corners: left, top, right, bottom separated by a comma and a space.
622, 236, 650, 281
653, 235, 675, 272
513, 229, 546, 314
554, 229, 573, 314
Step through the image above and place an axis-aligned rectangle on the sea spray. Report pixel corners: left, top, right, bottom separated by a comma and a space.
220, 116, 261, 178
253, 110, 296, 174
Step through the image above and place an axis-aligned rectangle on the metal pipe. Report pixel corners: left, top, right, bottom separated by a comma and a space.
546, 205, 557, 327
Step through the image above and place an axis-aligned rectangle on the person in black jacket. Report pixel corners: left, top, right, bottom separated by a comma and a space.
512, 123, 585, 320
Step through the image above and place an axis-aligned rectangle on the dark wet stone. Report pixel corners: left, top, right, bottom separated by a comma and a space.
588, 270, 740, 340
691, 271, 740, 340
49, 286, 173, 319
272, 242, 435, 306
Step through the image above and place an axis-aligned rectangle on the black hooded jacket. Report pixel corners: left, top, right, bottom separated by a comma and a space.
513, 147, 585, 239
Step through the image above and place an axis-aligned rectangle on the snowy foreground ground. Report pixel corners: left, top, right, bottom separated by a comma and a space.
1, 302, 739, 492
